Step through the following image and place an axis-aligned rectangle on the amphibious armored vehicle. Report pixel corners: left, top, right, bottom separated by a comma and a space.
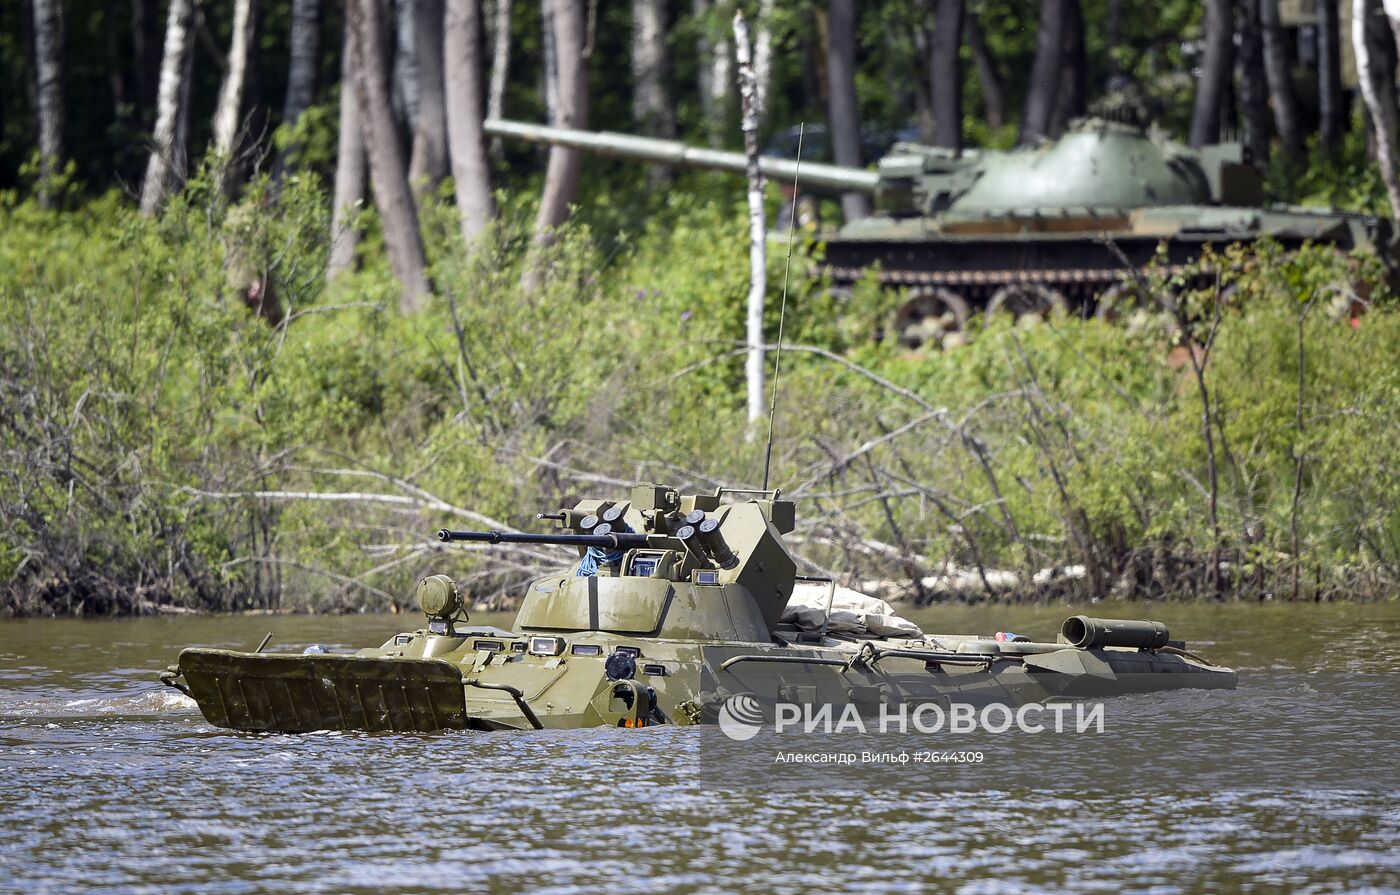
486, 117, 1393, 348
162, 484, 1235, 733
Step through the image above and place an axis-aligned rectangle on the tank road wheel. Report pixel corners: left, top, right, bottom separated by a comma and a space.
987, 284, 1070, 326
1096, 281, 1180, 340
890, 288, 971, 349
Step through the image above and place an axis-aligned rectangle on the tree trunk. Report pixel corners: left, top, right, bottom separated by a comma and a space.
329, 17, 367, 281
735, 10, 766, 427
140, 0, 197, 215
693, 0, 731, 147
929, 0, 964, 152
1048, 0, 1084, 136
32, 0, 63, 208
964, 10, 1005, 129
212, 0, 256, 176
631, 0, 674, 137
394, 0, 420, 133
1189, 0, 1234, 147
1238, 0, 1271, 166
825, 0, 870, 221
540, 0, 559, 123
1019, 0, 1068, 145
1355, 0, 1400, 222
348, 0, 430, 309
753, 0, 775, 124
1261, 0, 1303, 158
272, 0, 320, 176
485, 0, 510, 155
1318, 0, 1345, 149
409, 0, 449, 200
445, 0, 495, 245
534, 0, 588, 242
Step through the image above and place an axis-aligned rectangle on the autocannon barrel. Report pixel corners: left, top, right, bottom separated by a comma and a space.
484, 119, 881, 196
436, 529, 652, 551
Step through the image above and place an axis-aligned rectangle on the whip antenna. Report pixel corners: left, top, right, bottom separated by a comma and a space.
761, 123, 804, 492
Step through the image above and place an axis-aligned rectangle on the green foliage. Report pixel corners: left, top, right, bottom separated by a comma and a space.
0, 166, 1397, 615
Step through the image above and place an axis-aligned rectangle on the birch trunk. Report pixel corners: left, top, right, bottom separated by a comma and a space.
1354, 0, 1400, 223
486, 0, 510, 154
349, 0, 430, 309
735, 10, 766, 427
32, 0, 63, 207
140, 0, 197, 215
273, 0, 320, 175
409, 0, 449, 200
825, 0, 871, 221
329, 16, 367, 282
533, 0, 588, 242
1189, 0, 1233, 146
445, 0, 496, 245
929, 0, 964, 152
212, 0, 256, 173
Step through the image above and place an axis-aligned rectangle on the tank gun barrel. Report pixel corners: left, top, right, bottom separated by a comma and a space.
436, 528, 652, 551
484, 119, 880, 196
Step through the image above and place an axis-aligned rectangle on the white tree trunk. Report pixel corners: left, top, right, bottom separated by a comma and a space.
735, 10, 766, 427
409, 0, 449, 200
329, 16, 367, 282
140, 0, 197, 215
534, 0, 588, 242
445, 0, 496, 245
753, 0, 774, 123
212, 0, 256, 171
486, 0, 510, 154
1354, 0, 1400, 223
393, 0, 421, 129
32, 0, 63, 207
631, 0, 673, 137
349, 0, 430, 309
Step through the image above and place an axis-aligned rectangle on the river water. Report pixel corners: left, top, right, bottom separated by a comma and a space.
2, 602, 1397, 894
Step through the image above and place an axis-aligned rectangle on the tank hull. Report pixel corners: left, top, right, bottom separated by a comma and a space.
170, 629, 1235, 734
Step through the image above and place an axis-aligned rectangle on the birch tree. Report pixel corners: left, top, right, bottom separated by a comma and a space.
826, 0, 870, 221
445, 0, 496, 245
329, 16, 367, 282
534, 0, 588, 243
31, 0, 63, 208
735, 10, 765, 426
1354, 0, 1400, 223
486, 0, 511, 155
140, 0, 198, 215
753, 0, 775, 123
211, 0, 256, 186
348, 0, 430, 309
409, 0, 450, 200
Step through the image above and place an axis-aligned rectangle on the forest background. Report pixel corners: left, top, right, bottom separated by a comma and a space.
2, 0, 1399, 615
